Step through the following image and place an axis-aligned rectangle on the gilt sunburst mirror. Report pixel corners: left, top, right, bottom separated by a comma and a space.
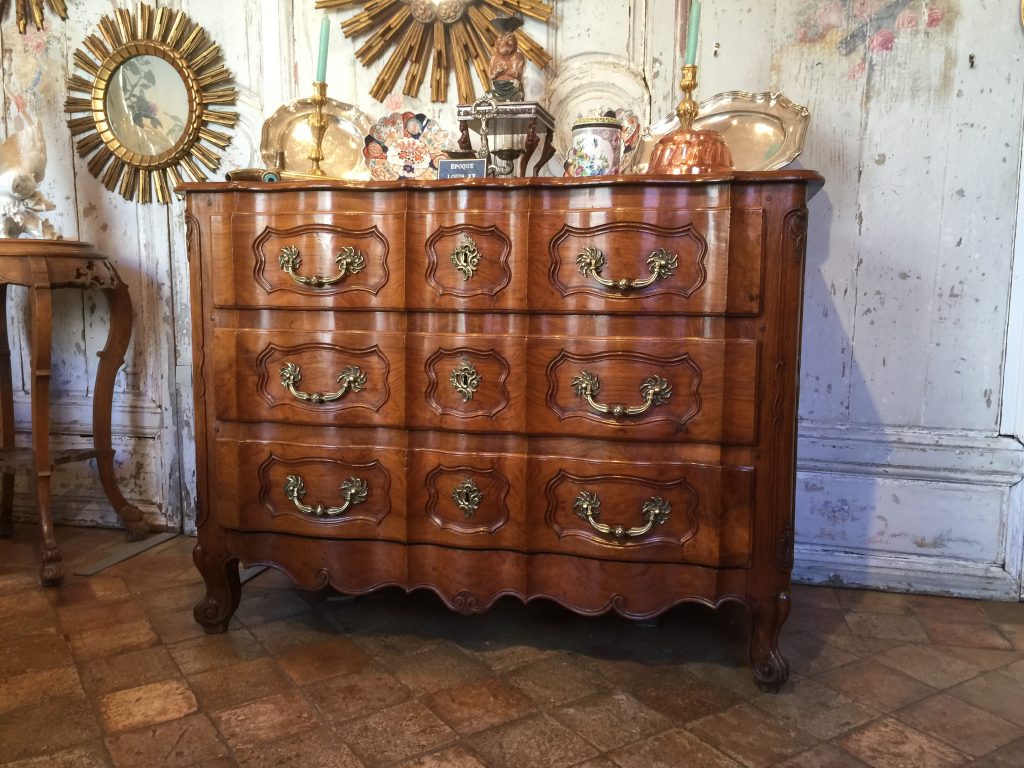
64, 4, 237, 204
315, 0, 553, 103
4, 0, 67, 33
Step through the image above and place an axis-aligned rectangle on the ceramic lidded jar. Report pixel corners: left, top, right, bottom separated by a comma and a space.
565, 116, 622, 177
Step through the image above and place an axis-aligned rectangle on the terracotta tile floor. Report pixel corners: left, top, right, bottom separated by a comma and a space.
3, 524, 1024, 768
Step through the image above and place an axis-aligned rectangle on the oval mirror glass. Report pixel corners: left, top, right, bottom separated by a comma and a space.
105, 55, 189, 156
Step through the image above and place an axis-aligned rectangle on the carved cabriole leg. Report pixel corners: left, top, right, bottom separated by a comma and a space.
749, 590, 791, 693
27, 259, 60, 585
192, 541, 241, 633
95, 278, 148, 540
0, 285, 13, 538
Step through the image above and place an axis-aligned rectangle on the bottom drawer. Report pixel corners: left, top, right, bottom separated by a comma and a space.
527, 457, 753, 567
214, 439, 406, 540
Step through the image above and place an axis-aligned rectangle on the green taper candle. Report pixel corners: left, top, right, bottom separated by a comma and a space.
316, 17, 330, 83
684, 0, 701, 67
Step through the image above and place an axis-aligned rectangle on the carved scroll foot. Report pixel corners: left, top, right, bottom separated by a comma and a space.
121, 510, 150, 542
39, 544, 63, 586
192, 544, 241, 634
749, 590, 791, 693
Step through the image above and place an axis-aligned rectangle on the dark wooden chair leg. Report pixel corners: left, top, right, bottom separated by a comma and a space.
0, 285, 13, 539
749, 590, 791, 692
95, 280, 148, 540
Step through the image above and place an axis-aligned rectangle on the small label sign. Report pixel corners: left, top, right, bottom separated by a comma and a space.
437, 158, 487, 179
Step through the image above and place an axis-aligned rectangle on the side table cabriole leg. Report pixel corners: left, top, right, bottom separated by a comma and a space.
95, 274, 148, 540
28, 259, 60, 585
0, 285, 13, 539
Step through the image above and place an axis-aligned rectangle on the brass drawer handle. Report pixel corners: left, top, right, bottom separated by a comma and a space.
574, 490, 671, 539
570, 370, 672, 417
279, 244, 366, 288
280, 362, 366, 404
283, 474, 368, 518
576, 246, 678, 290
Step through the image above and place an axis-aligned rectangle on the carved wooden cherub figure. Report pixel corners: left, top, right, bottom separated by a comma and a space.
485, 14, 526, 102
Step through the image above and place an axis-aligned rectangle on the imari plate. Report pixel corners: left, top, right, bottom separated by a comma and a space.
363, 112, 452, 181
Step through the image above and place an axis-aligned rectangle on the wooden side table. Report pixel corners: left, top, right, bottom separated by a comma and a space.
0, 240, 148, 585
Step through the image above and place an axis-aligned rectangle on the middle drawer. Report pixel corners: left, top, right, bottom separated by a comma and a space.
214, 329, 405, 427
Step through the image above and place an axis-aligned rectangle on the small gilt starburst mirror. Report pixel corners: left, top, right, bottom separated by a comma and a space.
315, 0, 553, 103
64, 3, 237, 204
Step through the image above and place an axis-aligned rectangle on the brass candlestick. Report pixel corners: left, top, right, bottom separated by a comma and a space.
307, 81, 328, 176
677, 65, 699, 129
646, 65, 732, 175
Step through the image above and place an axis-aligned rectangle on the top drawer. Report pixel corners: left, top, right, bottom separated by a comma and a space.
406, 187, 529, 312
209, 212, 405, 310
528, 206, 764, 315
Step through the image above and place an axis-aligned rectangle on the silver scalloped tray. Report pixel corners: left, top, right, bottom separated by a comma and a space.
633, 91, 810, 174
261, 96, 373, 180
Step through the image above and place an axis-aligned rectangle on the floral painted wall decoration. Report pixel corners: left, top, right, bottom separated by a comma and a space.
795, 0, 953, 78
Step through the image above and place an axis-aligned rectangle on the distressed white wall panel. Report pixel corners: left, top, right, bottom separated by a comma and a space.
701, 0, 775, 96
842, 27, 951, 428
552, 1, 635, 65
920, 10, 1024, 431
770, 0, 866, 426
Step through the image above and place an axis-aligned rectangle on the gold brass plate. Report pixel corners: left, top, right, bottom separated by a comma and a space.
280, 362, 367, 404
573, 490, 671, 540
571, 370, 672, 417
451, 477, 483, 519
449, 358, 482, 403
283, 474, 369, 518
575, 247, 679, 290
279, 245, 366, 288
450, 236, 482, 280
65, 4, 237, 204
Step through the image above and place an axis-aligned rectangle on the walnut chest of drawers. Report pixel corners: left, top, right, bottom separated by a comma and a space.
181, 172, 821, 691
